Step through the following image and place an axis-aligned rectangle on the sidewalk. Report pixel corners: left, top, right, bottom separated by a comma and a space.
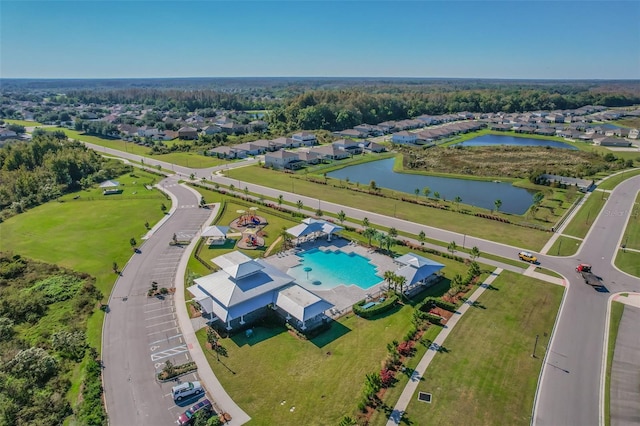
173, 198, 252, 425
386, 268, 503, 425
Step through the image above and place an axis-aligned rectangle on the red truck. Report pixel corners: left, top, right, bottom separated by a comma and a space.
576, 263, 600, 287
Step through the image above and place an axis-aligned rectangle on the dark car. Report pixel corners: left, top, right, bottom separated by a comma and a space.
177, 398, 213, 426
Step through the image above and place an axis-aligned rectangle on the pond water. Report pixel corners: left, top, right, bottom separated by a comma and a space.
327, 158, 535, 215
454, 134, 577, 150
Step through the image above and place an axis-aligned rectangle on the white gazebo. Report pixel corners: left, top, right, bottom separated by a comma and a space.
286, 218, 343, 243
99, 180, 121, 195
201, 225, 230, 245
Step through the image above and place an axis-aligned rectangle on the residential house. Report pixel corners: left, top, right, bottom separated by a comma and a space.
0, 129, 18, 139
137, 126, 159, 137
310, 144, 350, 161
332, 139, 363, 155
377, 121, 397, 133
292, 132, 317, 146
593, 137, 631, 147
270, 137, 300, 149
251, 139, 277, 152
219, 122, 247, 135
234, 142, 264, 156
118, 124, 139, 138
248, 120, 268, 132
296, 150, 323, 165
628, 128, 639, 139
178, 126, 198, 140
188, 251, 333, 331
336, 128, 367, 138
209, 146, 245, 159
394, 253, 445, 296
360, 140, 386, 153
353, 124, 384, 136
264, 150, 304, 170
391, 131, 418, 144
202, 125, 221, 135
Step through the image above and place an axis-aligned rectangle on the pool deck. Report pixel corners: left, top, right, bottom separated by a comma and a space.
263, 237, 398, 314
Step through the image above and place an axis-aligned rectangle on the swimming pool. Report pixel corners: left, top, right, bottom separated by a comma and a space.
287, 248, 383, 290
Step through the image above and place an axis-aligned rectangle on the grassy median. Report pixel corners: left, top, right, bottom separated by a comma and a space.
388, 271, 563, 426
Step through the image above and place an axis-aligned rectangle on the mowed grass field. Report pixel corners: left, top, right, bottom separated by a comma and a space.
598, 169, 640, 191
196, 258, 487, 425
0, 171, 166, 348
562, 192, 608, 238
3, 118, 45, 127
226, 165, 554, 250
605, 301, 625, 426
393, 271, 563, 426
548, 235, 582, 256
58, 128, 227, 168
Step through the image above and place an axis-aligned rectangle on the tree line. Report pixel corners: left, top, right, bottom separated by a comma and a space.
0, 133, 132, 219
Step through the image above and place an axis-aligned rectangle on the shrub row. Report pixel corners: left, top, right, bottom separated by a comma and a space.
418, 297, 457, 312
352, 294, 399, 318
157, 361, 197, 381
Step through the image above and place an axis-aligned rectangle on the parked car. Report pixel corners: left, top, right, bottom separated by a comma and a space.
172, 381, 203, 402
177, 398, 213, 425
518, 251, 538, 263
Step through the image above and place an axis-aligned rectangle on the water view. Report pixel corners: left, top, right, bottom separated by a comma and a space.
454, 134, 578, 150
327, 158, 535, 215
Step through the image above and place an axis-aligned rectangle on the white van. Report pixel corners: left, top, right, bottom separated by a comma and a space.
171, 381, 203, 401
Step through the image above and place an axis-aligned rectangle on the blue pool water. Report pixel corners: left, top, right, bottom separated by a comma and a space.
287, 248, 383, 290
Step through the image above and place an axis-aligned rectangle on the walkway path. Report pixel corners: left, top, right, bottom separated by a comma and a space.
386, 268, 503, 425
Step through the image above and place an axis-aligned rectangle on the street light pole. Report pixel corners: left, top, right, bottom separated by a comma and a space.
463, 234, 466, 249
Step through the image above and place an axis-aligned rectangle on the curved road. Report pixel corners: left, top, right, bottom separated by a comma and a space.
90, 140, 638, 425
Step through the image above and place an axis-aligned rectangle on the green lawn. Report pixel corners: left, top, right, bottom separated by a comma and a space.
548, 235, 582, 256
562, 192, 608, 238
605, 301, 625, 426
3, 118, 44, 127
226, 166, 554, 250
0, 170, 166, 349
619, 193, 640, 250
389, 271, 563, 426
615, 250, 640, 278
58, 128, 226, 168
195, 257, 483, 425
598, 169, 640, 190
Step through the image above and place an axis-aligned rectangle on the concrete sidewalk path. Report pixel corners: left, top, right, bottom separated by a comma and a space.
386, 268, 503, 425
174, 200, 252, 425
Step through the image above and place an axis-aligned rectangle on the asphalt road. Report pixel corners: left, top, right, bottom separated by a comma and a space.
102, 176, 212, 426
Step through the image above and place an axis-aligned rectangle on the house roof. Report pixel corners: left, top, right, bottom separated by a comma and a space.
99, 180, 119, 188
201, 226, 230, 238
178, 126, 197, 132
212, 251, 264, 279
276, 285, 334, 323
286, 218, 343, 238
394, 253, 445, 285
190, 257, 296, 322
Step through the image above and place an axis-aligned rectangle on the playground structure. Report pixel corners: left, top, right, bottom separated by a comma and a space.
230, 207, 267, 250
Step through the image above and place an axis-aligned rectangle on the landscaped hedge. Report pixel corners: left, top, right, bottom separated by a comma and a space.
417, 297, 457, 313
352, 295, 399, 319
157, 361, 197, 381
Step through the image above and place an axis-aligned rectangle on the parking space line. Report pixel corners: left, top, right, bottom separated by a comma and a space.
149, 334, 183, 345
145, 312, 175, 321
145, 319, 176, 328
147, 326, 179, 336
144, 306, 175, 314
150, 344, 189, 361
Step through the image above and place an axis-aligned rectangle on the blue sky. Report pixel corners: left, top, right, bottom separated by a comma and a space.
1, 1, 639, 79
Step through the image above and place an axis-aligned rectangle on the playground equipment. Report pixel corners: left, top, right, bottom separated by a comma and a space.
245, 234, 259, 247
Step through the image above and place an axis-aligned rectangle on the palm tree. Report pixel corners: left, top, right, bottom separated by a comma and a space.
418, 230, 426, 245
280, 226, 292, 250
296, 200, 304, 212
384, 270, 397, 292
454, 196, 462, 210
129, 237, 137, 250
362, 217, 370, 228
414, 188, 420, 200
337, 210, 346, 224
395, 275, 407, 298
243, 186, 249, 197
388, 227, 398, 238
363, 227, 377, 247
112, 262, 119, 274
470, 246, 480, 260
375, 232, 388, 251
277, 194, 284, 207
315, 208, 323, 217
433, 191, 440, 202
386, 236, 397, 253
229, 183, 235, 192
494, 199, 502, 213
423, 186, 431, 199
369, 180, 378, 192
447, 241, 457, 255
